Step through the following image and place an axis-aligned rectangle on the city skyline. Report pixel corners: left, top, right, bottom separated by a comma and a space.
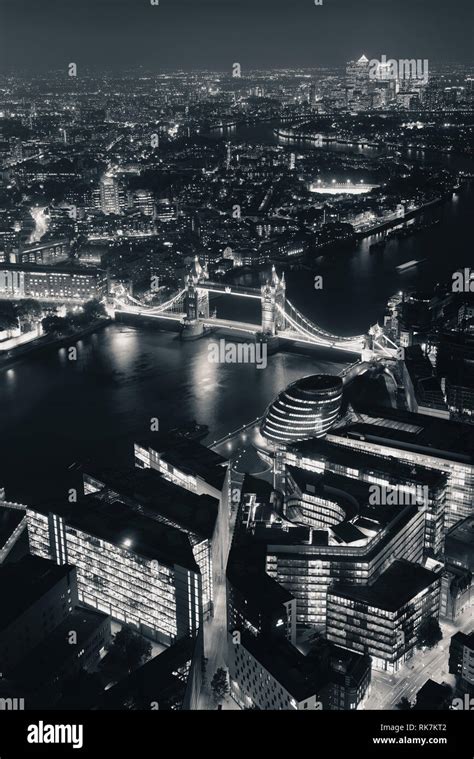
0, 0, 473, 72
0, 0, 473, 744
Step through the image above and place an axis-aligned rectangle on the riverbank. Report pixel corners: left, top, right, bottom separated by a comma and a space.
0, 318, 111, 371
355, 192, 452, 239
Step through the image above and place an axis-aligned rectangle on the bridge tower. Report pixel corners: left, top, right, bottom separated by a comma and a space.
184, 256, 209, 321
261, 266, 286, 336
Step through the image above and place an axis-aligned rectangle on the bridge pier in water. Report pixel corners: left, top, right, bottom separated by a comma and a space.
117, 258, 399, 360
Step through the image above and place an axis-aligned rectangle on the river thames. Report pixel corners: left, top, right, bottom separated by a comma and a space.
0, 140, 473, 504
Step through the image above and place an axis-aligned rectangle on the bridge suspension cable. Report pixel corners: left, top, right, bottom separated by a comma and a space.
278, 299, 365, 349
148, 288, 187, 313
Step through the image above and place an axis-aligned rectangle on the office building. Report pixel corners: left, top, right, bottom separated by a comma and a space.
413, 679, 452, 710
9, 238, 70, 266
134, 433, 229, 500
449, 631, 474, 696
266, 477, 425, 628
261, 374, 343, 444
345, 54, 371, 110
134, 433, 231, 580
445, 515, 474, 572
326, 403, 474, 530
98, 633, 203, 710
132, 189, 155, 216
229, 630, 370, 711
437, 330, 474, 420
0, 555, 77, 675
10, 607, 111, 707
27, 493, 203, 645
440, 563, 473, 621
402, 345, 449, 419
233, 471, 425, 630
283, 438, 447, 557
0, 263, 107, 302
226, 476, 371, 710
440, 515, 474, 620
227, 479, 297, 645
82, 465, 218, 618
327, 559, 441, 672
99, 175, 121, 215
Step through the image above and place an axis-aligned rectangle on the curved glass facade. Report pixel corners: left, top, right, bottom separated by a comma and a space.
261, 374, 343, 444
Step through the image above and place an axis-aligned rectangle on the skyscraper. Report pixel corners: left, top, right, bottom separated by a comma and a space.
99, 174, 121, 215
345, 54, 370, 110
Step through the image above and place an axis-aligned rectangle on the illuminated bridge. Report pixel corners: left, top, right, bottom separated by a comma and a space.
115, 259, 398, 359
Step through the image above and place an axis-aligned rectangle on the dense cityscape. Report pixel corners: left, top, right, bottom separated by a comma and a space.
0, 2, 473, 750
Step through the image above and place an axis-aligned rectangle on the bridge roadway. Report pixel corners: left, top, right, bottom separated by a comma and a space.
277, 330, 364, 352
115, 305, 365, 353
197, 282, 262, 299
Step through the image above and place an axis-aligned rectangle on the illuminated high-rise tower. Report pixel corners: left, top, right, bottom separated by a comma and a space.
99, 175, 120, 215
345, 54, 370, 109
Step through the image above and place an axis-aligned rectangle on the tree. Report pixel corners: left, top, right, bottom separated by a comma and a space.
210, 667, 229, 703
14, 299, 43, 323
417, 616, 443, 650
82, 298, 107, 321
0, 311, 18, 332
41, 315, 70, 335
396, 697, 412, 711
108, 627, 152, 673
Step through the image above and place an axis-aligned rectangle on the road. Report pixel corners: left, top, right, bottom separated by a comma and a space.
364, 613, 472, 710
197, 463, 241, 711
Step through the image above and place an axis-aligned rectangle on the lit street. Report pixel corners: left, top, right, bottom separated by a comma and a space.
364, 611, 472, 710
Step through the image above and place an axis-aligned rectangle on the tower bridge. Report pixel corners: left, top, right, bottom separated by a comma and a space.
115, 257, 398, 359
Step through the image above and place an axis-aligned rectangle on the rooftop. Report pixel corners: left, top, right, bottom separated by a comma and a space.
32, 494, 199, 572
1, 262, 104, 276
0, 555, 75, 632
238, 631, 369, 703
446, 515, 474, 546
0, 505, 25, 548
98, 635, 198, 710
288, 437, 447, 488
329, 559, 440, 612
10, 607, 110, 687
135, 433, 228, 490
445, 515, 474, 569
83, 465, 218, 541
330, 401, 474, 464
450, 630, 474, 650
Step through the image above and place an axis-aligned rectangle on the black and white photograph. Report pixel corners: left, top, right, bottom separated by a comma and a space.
0, 0, 472, 753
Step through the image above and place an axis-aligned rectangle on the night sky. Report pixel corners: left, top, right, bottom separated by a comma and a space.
0, 0, 473, 72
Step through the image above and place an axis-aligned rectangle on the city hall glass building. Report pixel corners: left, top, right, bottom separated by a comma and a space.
261, 374, 343, 444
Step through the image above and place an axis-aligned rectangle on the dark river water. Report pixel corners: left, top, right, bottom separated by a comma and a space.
1, 131, 473, 504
